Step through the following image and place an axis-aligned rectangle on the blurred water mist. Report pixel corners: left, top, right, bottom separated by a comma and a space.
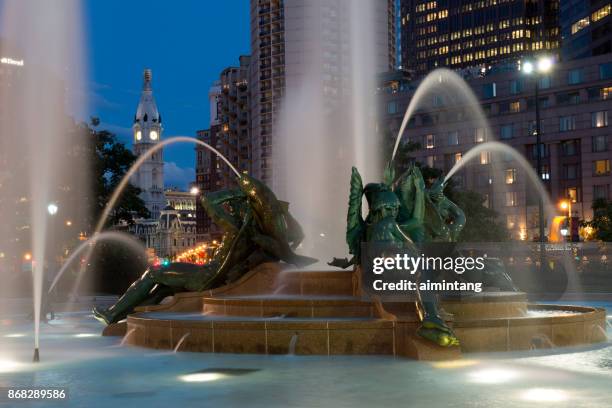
0, 1, 87, 352
274, 0, 390, 264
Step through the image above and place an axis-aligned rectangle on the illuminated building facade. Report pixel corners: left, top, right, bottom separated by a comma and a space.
131, 69, 165, 219
131, 206, 197, 259
379, 54, 612, 240
195, 56, 251, 242
400, 0, 560, 78
561, 0, 612, 60
130, 189, 197, 258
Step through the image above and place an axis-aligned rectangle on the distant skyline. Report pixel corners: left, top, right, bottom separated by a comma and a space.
84, 1, 250, 188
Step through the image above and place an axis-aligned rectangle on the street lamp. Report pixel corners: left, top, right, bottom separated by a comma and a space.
47, 203, 58, 216
520, 56, 554, 243
559, 200, 573, 242
190, 186, 199, 195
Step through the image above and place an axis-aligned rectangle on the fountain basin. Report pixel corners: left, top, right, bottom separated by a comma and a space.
114, 263, 606, 359
453, 304, 607, 352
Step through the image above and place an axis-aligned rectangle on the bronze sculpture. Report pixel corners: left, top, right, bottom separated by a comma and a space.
330, 163, 462, 347
94, 174, 317, 325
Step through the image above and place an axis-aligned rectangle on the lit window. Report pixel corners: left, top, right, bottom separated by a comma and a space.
480, 151, 490, 165
474, 128, 487, 143
509, 101, 520, 113
455, 152, 462, 163
592, 111, 608, 128
601, 86, 612, 99
505, 169, 516, 184
425, 134, 435, 149
507, 215, 517, 229
566, 187, 579, 203
505, 191, 518, 207
571, 17, 590, 34
448, 131, 459, 145
594, 159, 611, 175
592, 4, 611, 22
541, 165, 551, 180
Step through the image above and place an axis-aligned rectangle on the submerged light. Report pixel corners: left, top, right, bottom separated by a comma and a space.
467, 368, 518, 384
520, 388, 568, 402
0, 358, 22, 373
179, 372, 228, 383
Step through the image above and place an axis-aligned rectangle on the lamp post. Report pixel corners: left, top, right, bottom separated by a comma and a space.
521, 57, 554, 274
521, 57, 553, 243
560, 200, 571, 241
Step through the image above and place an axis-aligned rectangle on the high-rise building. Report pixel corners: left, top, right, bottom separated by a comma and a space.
399, 0, 560, 78
195, 56, 251, 241
561, 0, 612, 60
379, 54, 612, 240
249, 0, 397, 186
131, 69, 165, 219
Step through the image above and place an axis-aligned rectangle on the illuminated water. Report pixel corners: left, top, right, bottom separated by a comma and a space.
391, 68, 489, 162
0, 0, 86, 359
0, 300, 611, 407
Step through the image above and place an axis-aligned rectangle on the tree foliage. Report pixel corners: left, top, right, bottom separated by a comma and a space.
418, 165, 510, 242
88, 117, 149, 226
583, 198, 612, 242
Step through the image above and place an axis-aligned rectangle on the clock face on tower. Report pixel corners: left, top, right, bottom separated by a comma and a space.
149, 130, 158, 141
135, 130, 142, 141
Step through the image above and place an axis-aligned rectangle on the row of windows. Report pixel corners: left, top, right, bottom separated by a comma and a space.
504, 183, 610, 206
418, 112, 608, 149
481, 63, 612, 99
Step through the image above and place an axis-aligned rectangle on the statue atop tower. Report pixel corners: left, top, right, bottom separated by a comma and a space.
132, 68, 164, 219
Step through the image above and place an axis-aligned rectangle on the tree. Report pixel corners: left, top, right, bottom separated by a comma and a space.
450, 189, 511, 242
88, 118, 149, 226
401, 163, 510, 242
583, 198, 612, 241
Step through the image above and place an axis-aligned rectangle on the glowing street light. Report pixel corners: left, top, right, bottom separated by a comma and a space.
537, 57, 553, 73
47, 203, 58, 215
65, 220, 72, 226
190, 186, 199, 195
23, 252, 32, 261
522, 61, 534, 74
559, 199, 574, 242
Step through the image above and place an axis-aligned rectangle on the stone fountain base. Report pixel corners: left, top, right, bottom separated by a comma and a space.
105, 263, 606, 360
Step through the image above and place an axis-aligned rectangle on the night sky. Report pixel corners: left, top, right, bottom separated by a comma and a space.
85, 0, 250, 188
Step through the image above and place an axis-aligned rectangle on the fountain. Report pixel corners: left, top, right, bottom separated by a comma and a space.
0, 0, 603, 370
101, 161, 605, 357
0, 0, 86, 362
98, 47, 605, 360
273, 0, 386, 264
